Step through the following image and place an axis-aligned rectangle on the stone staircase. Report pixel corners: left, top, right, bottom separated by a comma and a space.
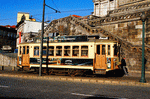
44, 2, 150, 71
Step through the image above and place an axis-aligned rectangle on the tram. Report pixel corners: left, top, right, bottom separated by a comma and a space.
17, 36, 124, 76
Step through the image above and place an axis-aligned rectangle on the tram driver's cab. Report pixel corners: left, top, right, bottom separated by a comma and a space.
94, 42, 120, 74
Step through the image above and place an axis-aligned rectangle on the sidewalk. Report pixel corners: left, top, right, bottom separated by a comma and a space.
0, 70, 150, 87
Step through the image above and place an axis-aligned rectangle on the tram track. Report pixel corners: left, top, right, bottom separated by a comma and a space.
1, 69, 150, 87
1, 67, 150, 83
0, 69, 131, 80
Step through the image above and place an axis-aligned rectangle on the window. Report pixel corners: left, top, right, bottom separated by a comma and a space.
81, 46, 88, 57
49, 46, 54, 56
27, 46, 29, 54
0, 30, 3, 36
72, 46, 79, 56
7, 32, 10, 37
56, 46, 62, 56
34, 46, 39, 56
108, 45, 110, 55
13, 41, 16, 46
14, 34, 16, 39
11, 33, 13, 39
3, 31, 6, 37
19, 46, 22, 55
102, 45, 105, 55
23, 46, 25, 54
64, 46, 70, 56
97, 45, 100, 55
114, 44, 117, 56
11, 41, 13, 46
43, 46, 47, 56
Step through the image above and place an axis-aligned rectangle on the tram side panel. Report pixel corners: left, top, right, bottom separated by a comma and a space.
17, 42, 122, 75
29, 42, 95, 70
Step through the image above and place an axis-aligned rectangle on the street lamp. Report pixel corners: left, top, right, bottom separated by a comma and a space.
139, 12, 147, 83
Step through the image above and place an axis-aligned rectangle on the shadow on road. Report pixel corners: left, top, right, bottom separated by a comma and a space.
0, 97, 32, 99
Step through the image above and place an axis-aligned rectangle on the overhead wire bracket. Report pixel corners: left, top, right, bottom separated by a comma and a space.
45, 4, 61, 13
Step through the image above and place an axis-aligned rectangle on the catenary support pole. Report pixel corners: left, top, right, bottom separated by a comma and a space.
39, 0, 45, 76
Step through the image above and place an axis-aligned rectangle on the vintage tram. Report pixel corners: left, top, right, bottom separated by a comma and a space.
17, 36, 124, 76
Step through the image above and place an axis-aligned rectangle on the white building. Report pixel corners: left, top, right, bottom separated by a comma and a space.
16, 20, 48, 47
93, 0, 118, 17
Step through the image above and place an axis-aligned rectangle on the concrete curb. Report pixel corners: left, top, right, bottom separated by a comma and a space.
0, 73, 150, 87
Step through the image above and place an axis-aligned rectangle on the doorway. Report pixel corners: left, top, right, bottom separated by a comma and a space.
22, 46, 30, 66
95, 45, 107, 69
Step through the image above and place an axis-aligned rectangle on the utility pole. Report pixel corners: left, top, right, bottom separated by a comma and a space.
39, 0, 45, 76
39, 0, 60, 76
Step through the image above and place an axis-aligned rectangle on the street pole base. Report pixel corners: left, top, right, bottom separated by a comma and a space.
139, 78, 146, 83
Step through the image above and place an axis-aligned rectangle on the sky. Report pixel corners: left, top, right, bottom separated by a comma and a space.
0, 0, 94, 26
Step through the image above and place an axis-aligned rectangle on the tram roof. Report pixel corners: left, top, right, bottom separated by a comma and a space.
18, 39, 117, 45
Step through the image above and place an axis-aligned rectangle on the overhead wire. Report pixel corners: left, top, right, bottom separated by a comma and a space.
0, 0, 145, 22
0, 8, 93, 22
1, 1, 142, 22
51, 0, 60, 11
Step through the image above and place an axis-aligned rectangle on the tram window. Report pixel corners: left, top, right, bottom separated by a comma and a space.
43, 46, 47, 56
23, 46, 25, 54
73, 46, 79, 56
108, 45, 110, 55
64, 46, 70, 56
114, 44, 117, 56
27, 46, 29, 54
97, 45, 100, 55
102, 45, 105, 55
19, 46, 22, 55
49, 46, 54, 56
81, 46, 88, 56
34, 46, 39, 56
56, 46, 62, 56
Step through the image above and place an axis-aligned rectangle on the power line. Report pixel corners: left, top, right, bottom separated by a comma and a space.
42, 8, 93, 15
0, 18, 16, 21
1, 7, 126, 22
45, 4, 61, 13
52, 0, 60, 11
0, 8, 93, 22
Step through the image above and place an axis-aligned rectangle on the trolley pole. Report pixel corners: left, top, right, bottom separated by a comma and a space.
139, 12, 146, 83
39, 0, 45, 76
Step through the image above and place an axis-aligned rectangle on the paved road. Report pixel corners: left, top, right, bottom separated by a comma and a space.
0, 75, 150, 99
0, 70, 150, 86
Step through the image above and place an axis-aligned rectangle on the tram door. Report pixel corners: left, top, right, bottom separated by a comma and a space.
22, 46, 30, 66
95, 45, 107, 69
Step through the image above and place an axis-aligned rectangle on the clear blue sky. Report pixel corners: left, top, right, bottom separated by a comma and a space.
0, 0, 94, 26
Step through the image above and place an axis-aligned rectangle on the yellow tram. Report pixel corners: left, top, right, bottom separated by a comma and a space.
17, 37, 123, 76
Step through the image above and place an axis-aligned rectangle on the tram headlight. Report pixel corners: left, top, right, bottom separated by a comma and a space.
107, 58, 111, 69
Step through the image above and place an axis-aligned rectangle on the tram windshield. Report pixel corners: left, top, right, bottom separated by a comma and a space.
114, 44, 118, 56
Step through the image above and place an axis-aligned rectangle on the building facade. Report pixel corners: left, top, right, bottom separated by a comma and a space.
93, 0, 149, 17
16, 19, 48, 47
0, 26, 17, 52
93, 0, 118, 17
